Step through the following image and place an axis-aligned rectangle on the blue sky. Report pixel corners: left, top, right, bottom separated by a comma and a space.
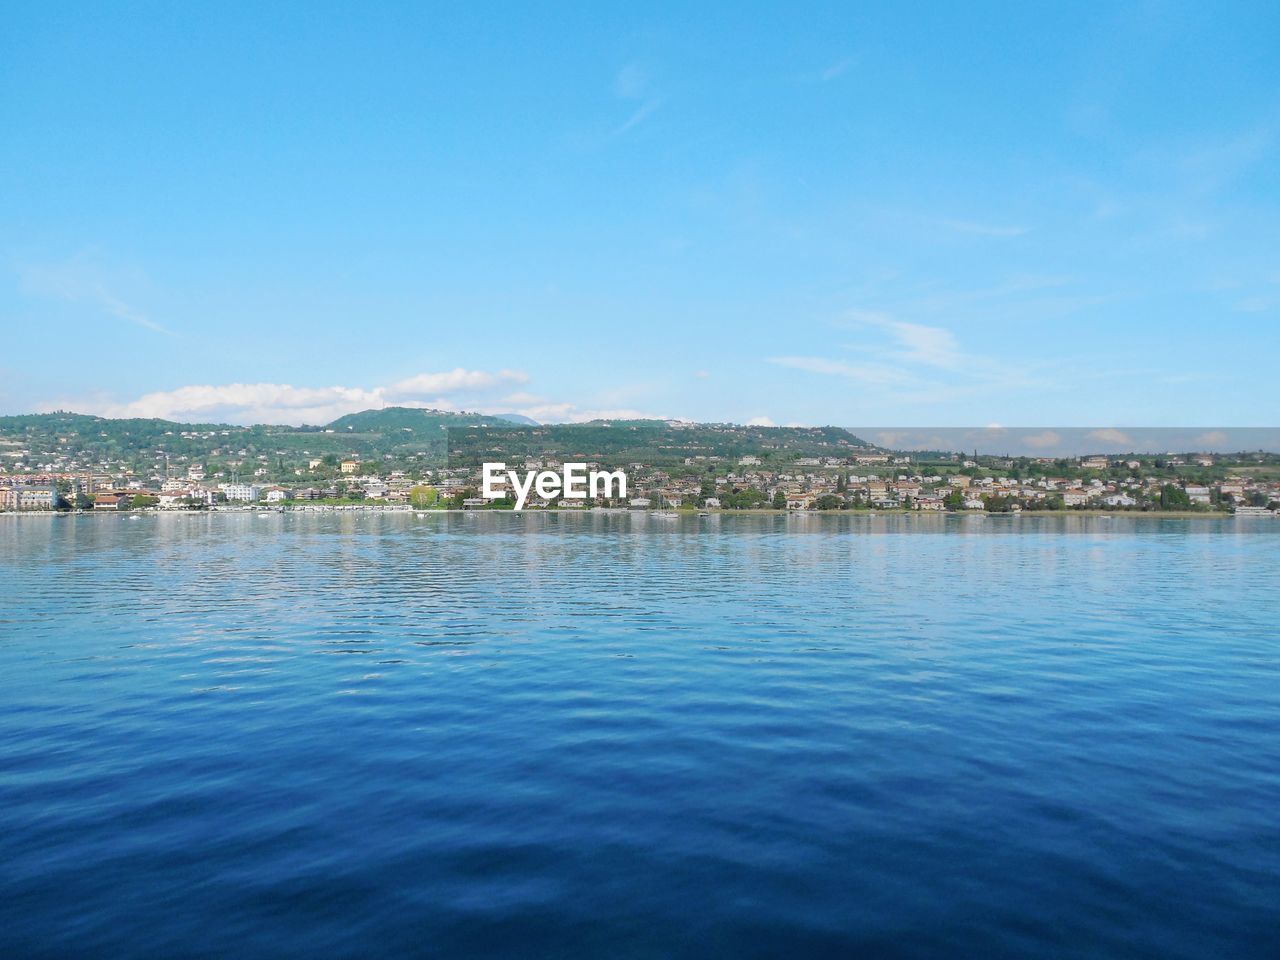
2, 1, 1278, 426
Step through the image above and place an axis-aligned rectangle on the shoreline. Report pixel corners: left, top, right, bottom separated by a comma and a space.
1, 507, 1261, 521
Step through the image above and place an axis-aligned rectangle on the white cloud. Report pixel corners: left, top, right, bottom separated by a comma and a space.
1022, 430, 1062, 450
42, 367, 682, 427
510, 401, 671, 424
56, 382, 385, 425
386, 368, 527, 399
746, 416, 776, 427
1085, 428, 1134, 447
44, 368, 531, 425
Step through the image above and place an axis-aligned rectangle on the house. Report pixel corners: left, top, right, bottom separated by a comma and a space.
93, 491, 130, 510
703, 497, 721, 509
222, 483, 261, 502
1061, 489, 1092, 507
340, 460, 360, 474
786, 494, 815, 510
628, 498, 652, 509
158, 489, 216, 508
1102, 493, 1137, 507
947, 475, 971, 488
262, 487, 290, 503
1185, 486, 1212, 504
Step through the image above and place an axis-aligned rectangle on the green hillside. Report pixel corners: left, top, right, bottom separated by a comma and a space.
446, 420, 869, 468
0, 408, 871, 475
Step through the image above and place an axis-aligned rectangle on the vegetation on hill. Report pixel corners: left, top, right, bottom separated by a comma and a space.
0, 409, 872, 474
446, 421, 869, 468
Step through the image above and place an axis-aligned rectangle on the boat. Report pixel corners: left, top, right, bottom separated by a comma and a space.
1234, 506, 1276, 518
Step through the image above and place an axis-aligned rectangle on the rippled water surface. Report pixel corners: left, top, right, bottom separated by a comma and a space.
2, 512, 1278, 958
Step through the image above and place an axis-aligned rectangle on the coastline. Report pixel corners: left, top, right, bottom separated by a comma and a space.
1, 507, 1260, 521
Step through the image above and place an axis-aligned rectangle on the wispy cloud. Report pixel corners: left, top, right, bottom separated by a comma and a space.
17, 254, 172, 334
769, 307, 1044, 405
768, 356, 914, 386
820, 57, 854, 81
940, 219, 1030, 237
612, 62, 663, 135
798, 56, 857, 84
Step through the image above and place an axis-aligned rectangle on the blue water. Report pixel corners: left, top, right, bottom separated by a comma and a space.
1, 512, 1277, 958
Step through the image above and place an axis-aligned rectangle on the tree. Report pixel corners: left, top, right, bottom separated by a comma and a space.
409, 485, 438, 509
449, 486, 478, 509
1159, 484, 1191, 511
813, 494, 844, 510
772, 490, 786, 510
943, 490, 965, 511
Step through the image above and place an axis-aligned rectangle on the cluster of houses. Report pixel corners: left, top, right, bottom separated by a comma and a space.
4, 450, 1280, 515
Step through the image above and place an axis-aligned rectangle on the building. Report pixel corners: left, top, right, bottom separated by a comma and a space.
93, 491, 130, 510
1185, 486, 1212, 504
222, 483, 262, 502
340, 460, 360, 474
0, 484, 57, 511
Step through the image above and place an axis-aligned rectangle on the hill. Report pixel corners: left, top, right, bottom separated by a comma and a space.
0, 409, 871, 475
445, 420, 869, 467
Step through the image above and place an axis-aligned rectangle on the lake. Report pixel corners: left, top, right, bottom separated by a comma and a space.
1, 512, 1277, 958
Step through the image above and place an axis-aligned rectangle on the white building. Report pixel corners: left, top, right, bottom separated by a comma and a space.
1102, 493, 1137, 507
222, 483, 262, 502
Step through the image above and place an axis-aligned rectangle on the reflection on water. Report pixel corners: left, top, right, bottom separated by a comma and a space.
1, 513, 1277, 958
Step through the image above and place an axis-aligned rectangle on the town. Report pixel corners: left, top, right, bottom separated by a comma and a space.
2, 411, 1277, 516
